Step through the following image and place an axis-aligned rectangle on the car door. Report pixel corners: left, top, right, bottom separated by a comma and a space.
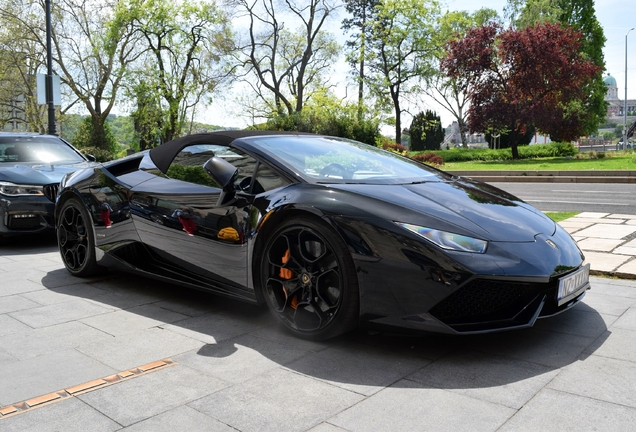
129, 144, 259, 290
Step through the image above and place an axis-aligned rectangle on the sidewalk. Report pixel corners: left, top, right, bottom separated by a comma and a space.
560, 212, 636, 278
0, 220, 635, 431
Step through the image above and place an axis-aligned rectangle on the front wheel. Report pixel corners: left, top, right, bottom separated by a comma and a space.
57, 197, 102, 277
259, 216, 359, 340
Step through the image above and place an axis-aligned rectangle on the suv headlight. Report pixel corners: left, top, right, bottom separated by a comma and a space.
396, 222, 488, 253
0, 181, 45, 197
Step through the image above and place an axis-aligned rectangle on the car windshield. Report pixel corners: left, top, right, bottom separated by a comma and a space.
0, 136, 85, 164
250, 135, 450, 184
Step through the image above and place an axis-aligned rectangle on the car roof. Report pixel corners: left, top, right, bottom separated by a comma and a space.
0, 132, 58, 138
148, 130, 316, 174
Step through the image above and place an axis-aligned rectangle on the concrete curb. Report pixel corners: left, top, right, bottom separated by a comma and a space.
449, 170, 636, 183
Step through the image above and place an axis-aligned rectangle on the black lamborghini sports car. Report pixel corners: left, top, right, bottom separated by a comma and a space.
0, 132, 94, 239
55, 131, 590, 339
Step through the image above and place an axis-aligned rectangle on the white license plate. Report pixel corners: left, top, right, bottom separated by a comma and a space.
557, 264, 590, 306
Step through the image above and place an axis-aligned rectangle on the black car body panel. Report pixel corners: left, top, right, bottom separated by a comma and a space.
55, 131, 590, 336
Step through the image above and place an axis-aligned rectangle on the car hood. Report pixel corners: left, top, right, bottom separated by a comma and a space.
0, 161, 97, 185
330, 179, 556, 242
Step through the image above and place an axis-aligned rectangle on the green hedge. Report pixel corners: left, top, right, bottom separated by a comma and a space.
410, 142, 577, 162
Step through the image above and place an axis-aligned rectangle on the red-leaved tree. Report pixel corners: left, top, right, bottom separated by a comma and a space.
441, 22, 601, 159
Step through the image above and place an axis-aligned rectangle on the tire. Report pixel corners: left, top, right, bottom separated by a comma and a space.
57, 197, 103, 277
259, 216, 359, 340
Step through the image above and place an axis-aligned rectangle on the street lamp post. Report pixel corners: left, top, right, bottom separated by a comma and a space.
624, 28, 634, 147
45, 0, 56, 135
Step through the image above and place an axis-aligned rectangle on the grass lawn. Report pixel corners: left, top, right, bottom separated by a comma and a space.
443, 154, 636, 171
544, 211, 579, 223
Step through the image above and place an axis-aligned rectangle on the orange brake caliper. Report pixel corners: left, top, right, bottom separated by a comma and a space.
279, 249, 298, 309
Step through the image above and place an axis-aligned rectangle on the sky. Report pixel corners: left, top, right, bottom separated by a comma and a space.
203, 0, 636, 130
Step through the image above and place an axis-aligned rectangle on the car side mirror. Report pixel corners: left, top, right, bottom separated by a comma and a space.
85, 154, 97, 162
203, 156, 238, 193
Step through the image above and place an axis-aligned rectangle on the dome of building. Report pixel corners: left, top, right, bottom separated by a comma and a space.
604, 74, 617, 87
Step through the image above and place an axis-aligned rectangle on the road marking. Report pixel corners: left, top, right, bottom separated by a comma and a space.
525, 200, 629, 205
0, 358, 176, 420
550, 190, 632, 194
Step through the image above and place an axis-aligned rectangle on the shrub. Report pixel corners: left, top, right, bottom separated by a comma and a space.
79, 147, 114, 162
410, 142, 577, 163
411, 152, 444, 166
381, 141, 408, 154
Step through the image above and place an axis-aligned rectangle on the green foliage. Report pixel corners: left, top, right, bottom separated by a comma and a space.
79, 147, 116, 163
71, 117, 117, 161
485, 126, 535, 149
511, 0, 607, 136
365, 0, 441, 143
544, 212, 579, 223
166, 165, 219, 187
418, 142, 577, 162
257, 90, 381, 145
409, 110, 444, 151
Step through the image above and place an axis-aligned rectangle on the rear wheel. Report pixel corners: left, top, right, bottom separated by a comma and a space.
259, 216, 359, 340
57, 198, 102, 276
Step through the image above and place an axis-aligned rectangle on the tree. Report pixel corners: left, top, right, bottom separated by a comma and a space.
341, 0, 379, 119
129, 81, 163, 151
409, 110, 444, 151
365, 0, 440, 145
420, 9, 499, 148
232, 0, 340, 118
122, 0, 235, 142
442, 23, 601, 159
258, 88, 381, 145
0, 0, 48, 132
508, 0, 607, 137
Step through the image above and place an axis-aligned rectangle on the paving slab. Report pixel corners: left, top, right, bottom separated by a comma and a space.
79, 305, 189, 336
77, 365, 228, 427
76, 327, 204, 371
584, 328, 636, 363
584, 251, 631, 272
0, 397, 120, 432
577, 237, 624, 252
0, 314, 32, 338
0, 321, 112, 360
328, 379, 516, 432
547, 355, 636, 408
498, 388, 636, 432
120, 405, 235, 432
407, 350, 558, 409
612, 307, 636, 330
0, 349, 117, 406
8, 298, 113, 328
285, 339, 429, 396
174, 333, 312, 384
188, 368, 365, 432
575, 223, 636, 239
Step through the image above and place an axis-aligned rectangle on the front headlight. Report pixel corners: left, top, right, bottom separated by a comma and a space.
0, 181, 45, 197
396, 222, 488, 253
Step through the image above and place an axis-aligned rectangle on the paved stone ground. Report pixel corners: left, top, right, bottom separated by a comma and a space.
1, 227, 635, 432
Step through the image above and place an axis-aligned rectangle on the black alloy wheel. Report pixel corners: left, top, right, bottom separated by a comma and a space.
260, 216, 359, 340
57, 198, 102, 277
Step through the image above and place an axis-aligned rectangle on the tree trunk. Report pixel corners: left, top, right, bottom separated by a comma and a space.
89, 115, 108, 150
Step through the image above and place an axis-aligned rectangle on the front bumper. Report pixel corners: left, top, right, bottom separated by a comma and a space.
0, 195, 56, 235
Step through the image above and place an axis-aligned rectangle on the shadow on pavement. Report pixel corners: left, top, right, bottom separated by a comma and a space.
23, 234, 610, 392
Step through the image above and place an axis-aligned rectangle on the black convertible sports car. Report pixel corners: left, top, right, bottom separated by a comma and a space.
55, 131, 590, 339
0, 132, 94, 239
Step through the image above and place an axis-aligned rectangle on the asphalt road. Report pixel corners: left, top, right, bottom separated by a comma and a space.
490, 182, 636, 214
